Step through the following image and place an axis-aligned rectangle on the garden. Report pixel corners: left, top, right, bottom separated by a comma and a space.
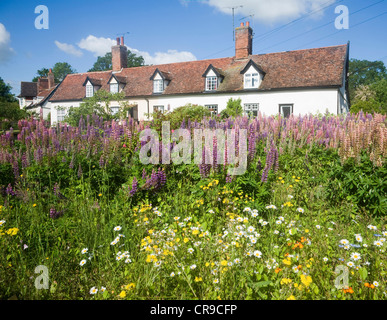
0, 108, 386, 300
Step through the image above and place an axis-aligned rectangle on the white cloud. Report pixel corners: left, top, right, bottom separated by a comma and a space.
55, 41, 83, 57
77, 35, 197, 65
77, 35, 116, 57
0, 23, 15, 63
205, 0, 336, 24
128, 48, 197, 65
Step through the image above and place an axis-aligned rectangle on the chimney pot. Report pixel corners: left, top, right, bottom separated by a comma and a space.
121, 36, 124, 46
116, 37, 120, 45
235, 21, 253, 59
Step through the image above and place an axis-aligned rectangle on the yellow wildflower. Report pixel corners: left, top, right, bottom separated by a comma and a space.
300, 274, 312, 287
119, 291, 126, 298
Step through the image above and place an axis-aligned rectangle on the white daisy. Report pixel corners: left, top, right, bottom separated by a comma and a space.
253, 250, 262, 258
81, 248, 88, 254
350, 252, 361, 261
114, 226, 122, 231
89, 287, 98, 294
80, 259, 87, 266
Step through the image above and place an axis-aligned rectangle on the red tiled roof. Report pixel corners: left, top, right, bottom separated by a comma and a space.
50, 44, 348, 102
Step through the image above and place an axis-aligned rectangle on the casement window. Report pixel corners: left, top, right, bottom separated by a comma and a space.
57, 108, 67, 122
279, 104, 293, 118
153, 79, 164, 93
244, 73, 260, 89
205, 76, 218, 91
86, 84, 94, 97
110, 83, 119, 93
153, 105, 164, 112
244, 103, 259, 117
205, 104, 218, 115
110, 106, 120, 115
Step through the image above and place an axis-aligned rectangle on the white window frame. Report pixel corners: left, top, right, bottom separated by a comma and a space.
110, 106, 120, 116
57, 108, 67, 122
110, 83, 119, 93
244, 73, 260, 89
153, 79, 164, 93
86, 84, 94, 97
205, 104, 218, 115
205, 76, 218, 91
244, 103, 259, 117
153, 105, 164, 113
279, 104, 293, 118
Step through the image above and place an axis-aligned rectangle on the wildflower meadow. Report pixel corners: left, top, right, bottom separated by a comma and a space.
0, 111, 386, 300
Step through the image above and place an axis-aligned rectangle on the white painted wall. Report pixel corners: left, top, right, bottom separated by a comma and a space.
50, 87, 344, 125
144, 88, 340, 118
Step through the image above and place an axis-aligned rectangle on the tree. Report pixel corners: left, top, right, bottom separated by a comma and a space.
0, 77, 16, 102
52, 62, 76, 82
32, 68, 50, 82
351, 78, 387, 115
64, 89, 127, 126
348, 59, 387, 102
88, 51, 145, 72
0, 78, 27, 130
220, 98, 243, 119
32, 62, 76, 83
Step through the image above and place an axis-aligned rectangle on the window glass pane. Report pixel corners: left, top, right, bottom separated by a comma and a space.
110, 83, 118, 93
244, 103, 259, 117
205, 105, 218, 115
245, 73, 259, 88
153, 105, 164, 112
280, 105, 293, 118
110, 106, 119, 115
154, 80, 164, 93
86, 85, 93, 97
206, 76, 217, 91
57, 108, 67, 122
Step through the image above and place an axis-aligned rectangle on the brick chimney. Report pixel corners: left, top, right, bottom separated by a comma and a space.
112, 36, 128, 71
47, 68, 55, 88
235, 21, 253, 59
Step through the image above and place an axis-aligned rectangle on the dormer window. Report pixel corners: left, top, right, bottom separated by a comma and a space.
150, 68, 171, 94
153, 79, 164, 93
244, 73, 259, 89
84, 77, 102, 98
202, 64, 223, 92
206, 76, 218, 91
86, 84, 94, 97
240, 60, 265, 90
110, 83, 119, 93
108, 74, 126, 94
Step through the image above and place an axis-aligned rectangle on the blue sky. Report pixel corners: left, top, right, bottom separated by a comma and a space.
0, 0, 386, 95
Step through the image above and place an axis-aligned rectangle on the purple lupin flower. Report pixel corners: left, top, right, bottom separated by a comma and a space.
6, 184, 16, 196
77, 164, 83, 178
157, 168, 166, 187
129, 177, 138, 197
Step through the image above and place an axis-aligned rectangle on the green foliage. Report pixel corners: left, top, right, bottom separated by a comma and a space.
32, 63, 75, 83
351, 79, 387, 114
326, 152, 387, 216
88, 51, 145, 72
220, 98, 243, 118
64, 90, 126, 126
150, 104, 212, 130
32, 68, 50, 82
349, 59, 387, 103
0, 77, 16, 102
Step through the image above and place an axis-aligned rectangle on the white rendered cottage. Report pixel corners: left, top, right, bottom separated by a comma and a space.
49, 22, 350, 125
